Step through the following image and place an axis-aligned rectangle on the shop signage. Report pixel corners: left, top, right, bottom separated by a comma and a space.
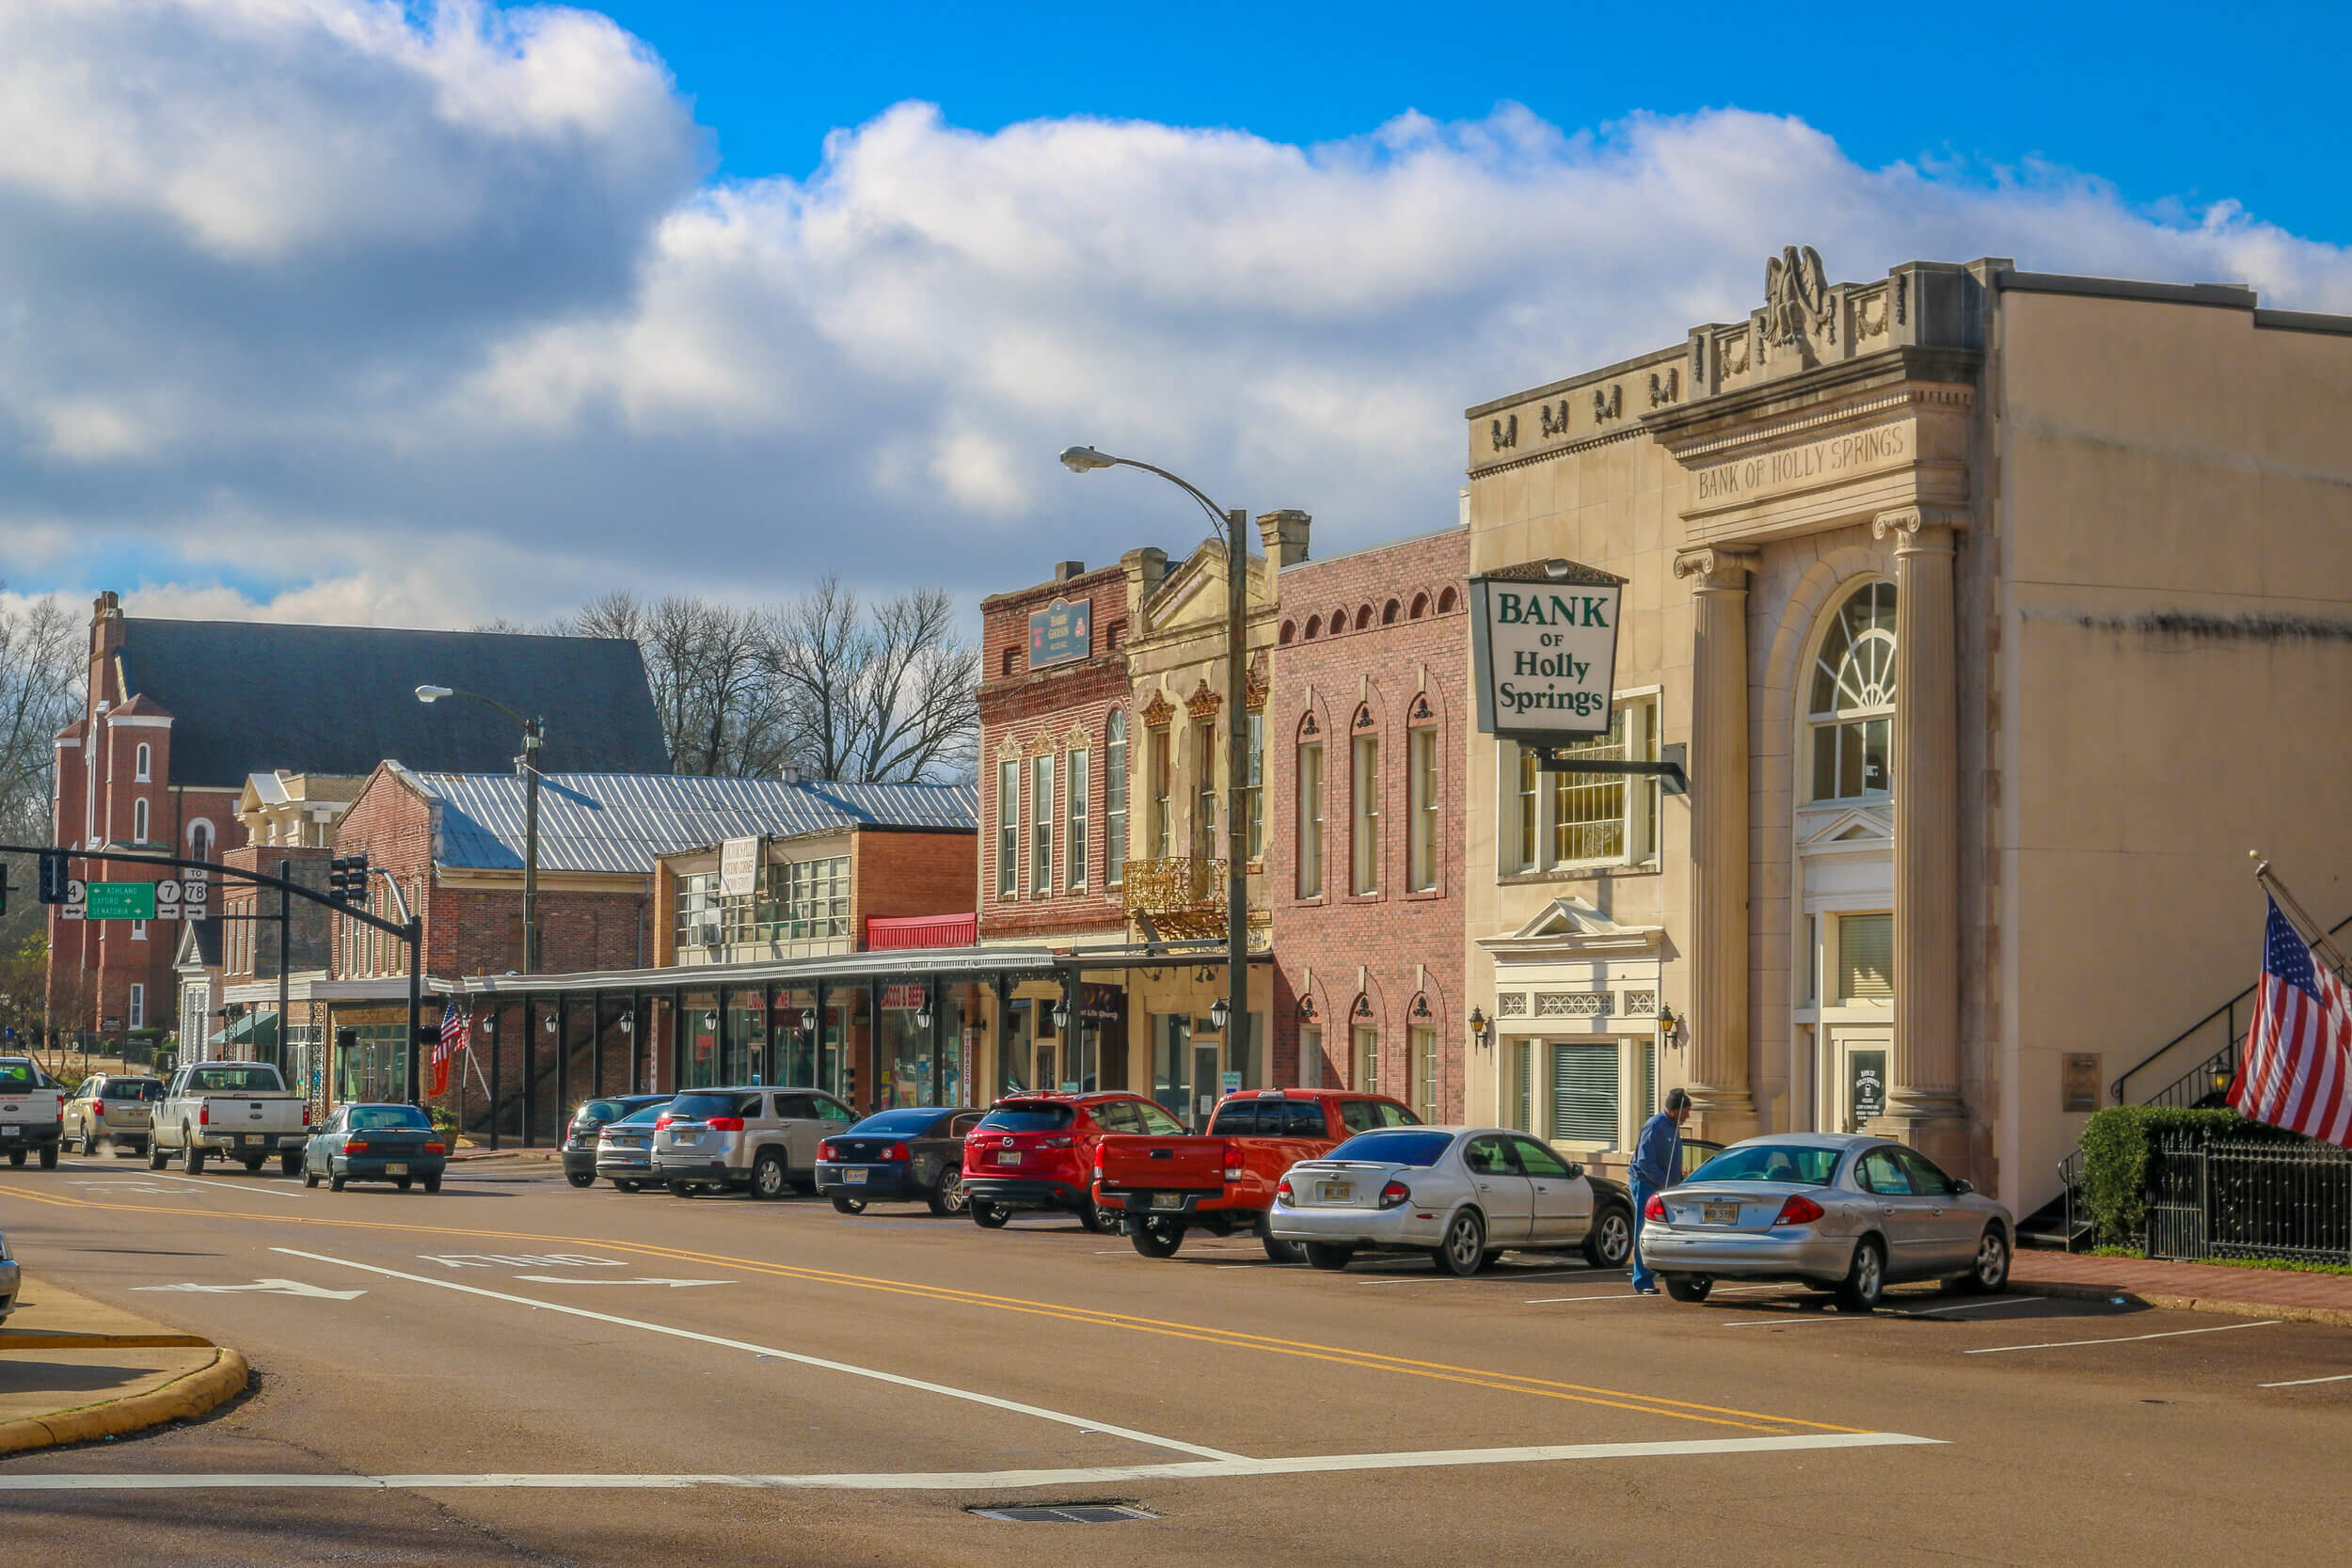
83, 881, 156, 921
1027, 596, 1092, 671
1077, 983, 1124, 1027
719, 837, 761, 897
1848, 1049, 1887, 1130
880, 983, 928, 1010
2062, 1053, 2102, 1115
1469, 558, 1626, 745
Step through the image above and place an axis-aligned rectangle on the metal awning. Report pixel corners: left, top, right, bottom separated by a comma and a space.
207, 1011, 277, 1049
451, 944, 1065, 997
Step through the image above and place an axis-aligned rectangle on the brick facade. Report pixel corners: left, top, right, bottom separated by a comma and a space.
1267, 527, 1470, 1119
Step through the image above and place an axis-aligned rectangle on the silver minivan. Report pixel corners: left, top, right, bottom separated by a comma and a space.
653, 1085, 856, 1200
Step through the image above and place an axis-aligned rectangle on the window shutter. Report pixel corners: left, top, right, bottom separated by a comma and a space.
1838, 913, 1895, 1000
1549, 1041, 1619, 1146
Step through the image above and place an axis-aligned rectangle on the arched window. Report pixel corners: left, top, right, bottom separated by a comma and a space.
134, 742, 151, 782
1437, 587, 1459, 614
133, 797, 149, 843
1296, 712, 1325, 898
1329, 607, 1347, 636
187, 820, 213, 862
1382, 599, 1400, 625
1408, 593, 1429, 620
1279, 620, 1296, 645
1355, 605, 1374, 631
1303, 615, 1322, 639
1350, 706, 1380, 895
1104, 711, 1128, 888
1808, 580, 1897, 802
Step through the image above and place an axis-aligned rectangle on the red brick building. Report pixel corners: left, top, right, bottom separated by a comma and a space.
1266, 526, 1470, 1119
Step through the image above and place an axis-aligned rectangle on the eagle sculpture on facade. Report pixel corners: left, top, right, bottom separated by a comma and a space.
1763, 245, 1833, 346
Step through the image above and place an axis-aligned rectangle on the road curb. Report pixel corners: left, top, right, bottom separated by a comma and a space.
1, 1333, 215, 1351
0, 1347, 250, 1457
2021, 1280, 2352, 1329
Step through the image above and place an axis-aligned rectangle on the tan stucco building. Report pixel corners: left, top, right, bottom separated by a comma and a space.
1463, 252, 2352, 1211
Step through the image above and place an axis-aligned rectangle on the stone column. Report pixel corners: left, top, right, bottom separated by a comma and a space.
1672, 546, 1758, 1143
1870, 507, 1967, 1157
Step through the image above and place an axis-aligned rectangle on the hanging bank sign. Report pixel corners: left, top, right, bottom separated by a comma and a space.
1468, 558, 1627, 745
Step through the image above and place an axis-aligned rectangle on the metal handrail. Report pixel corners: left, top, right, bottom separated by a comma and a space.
2111, 911, 2352, 1104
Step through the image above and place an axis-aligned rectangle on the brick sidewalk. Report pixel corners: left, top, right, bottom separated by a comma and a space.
2015, 1249, 2352, 1327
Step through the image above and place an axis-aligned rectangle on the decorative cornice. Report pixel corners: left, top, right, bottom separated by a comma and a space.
1184, 679, 1222, 723
1672, 546, 1759, 588
1871, 505, 1969, 546
1244, 653, 1270, 712
1140, 689, 1175, 729
1661, 384, 1973, 464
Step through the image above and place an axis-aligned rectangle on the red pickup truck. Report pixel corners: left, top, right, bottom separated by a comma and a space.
1092, 1088, 1420, 1260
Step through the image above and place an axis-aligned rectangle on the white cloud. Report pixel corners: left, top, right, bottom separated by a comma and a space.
4, 2, 2352, 625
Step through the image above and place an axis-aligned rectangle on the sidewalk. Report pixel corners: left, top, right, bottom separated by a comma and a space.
2014, 1249, 2352, 1328
0, 1278, 249, 1456
449, 1142, 563, 1163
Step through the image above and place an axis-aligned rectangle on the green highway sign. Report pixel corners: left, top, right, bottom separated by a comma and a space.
84, 881, 156, 921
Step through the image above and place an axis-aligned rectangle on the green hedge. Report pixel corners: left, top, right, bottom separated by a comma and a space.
2076, 1107, 2310, 1244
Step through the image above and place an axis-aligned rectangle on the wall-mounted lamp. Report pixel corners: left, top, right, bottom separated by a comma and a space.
916, 1001, 935, 1032
618, 1013, 634, 1036
1208, 997, 1231, 1033
1050, 997, 1072, 1032
1296, 994, 1318, 1024
1657, 1003, 1679, 1044
1468, 1006, 1492, 1050
478, 1013, 496, 1036
703, 1011, 719, 1031
801, 1007, 818, 1036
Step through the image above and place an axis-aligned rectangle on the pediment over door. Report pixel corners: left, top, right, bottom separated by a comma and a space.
1797, 804, 1893, 853
1477, 896, 1666, 959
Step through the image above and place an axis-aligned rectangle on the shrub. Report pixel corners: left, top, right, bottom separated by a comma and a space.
2076, 1106, 2310, 1244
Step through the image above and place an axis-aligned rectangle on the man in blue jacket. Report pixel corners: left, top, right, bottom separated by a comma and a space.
1628, 1088, 1692, 1294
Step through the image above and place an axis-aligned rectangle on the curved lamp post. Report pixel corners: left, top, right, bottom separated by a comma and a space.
1058, 446, 1249, 1117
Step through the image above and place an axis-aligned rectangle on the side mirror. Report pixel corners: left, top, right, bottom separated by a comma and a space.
1951, 1179, 1974, 1195
1564, 1163, 1583, 1180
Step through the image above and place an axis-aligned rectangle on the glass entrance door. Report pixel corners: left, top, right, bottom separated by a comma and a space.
1190, 1042, 1221, 1130
1826, 1025, 1892, 1133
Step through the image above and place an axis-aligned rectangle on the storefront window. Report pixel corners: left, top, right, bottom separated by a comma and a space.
774, 988, 818, 1086
675, 875, 721, 950
826, 988, 867, 1107
1153, 1013, 1191, 1122
680, 990, 720, 1088
999, 1001, 1033, 1098
878, 984, 931, 1108
723, 988, 766, 1084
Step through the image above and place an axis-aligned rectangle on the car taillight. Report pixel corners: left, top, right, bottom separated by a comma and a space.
1276, 1178, 1295, 1205
706, 1117, 746, 1132
423, 1142, 446, 1155
1093, 1143, 1109, 1169
1772, 1195, 1826, 1226
1378, 1180, 1411, 1210
345, 1140, 370, 1154
818, 1141, 836, 1161
1644, 1193, 1666, 1221
1222, 1142, 1244, 1181
91, 1101, 105, 1117
199, 1102, 210, 1127
884, 1142, 911, 1161
655, 1114, 673, 1129
301, 1103, 311, 1126
1041, 1135, 1073, 1148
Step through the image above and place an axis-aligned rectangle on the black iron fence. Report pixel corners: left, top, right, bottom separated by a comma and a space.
2146, 1134, 2352, 1265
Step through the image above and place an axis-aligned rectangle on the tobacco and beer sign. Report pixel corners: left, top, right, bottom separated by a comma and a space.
1468, 558, 1627, 744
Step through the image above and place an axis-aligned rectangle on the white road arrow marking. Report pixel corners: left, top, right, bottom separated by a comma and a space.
510, 1275, 733, 1288
133, 1278, 367, 1301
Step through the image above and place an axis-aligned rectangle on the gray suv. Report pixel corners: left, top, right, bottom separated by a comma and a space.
653, 1086, 855, 1200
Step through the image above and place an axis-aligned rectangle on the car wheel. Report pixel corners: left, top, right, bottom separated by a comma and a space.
39, 1143, 59, 1170
184, 1143, 206, 1176
422, 1174, 442, 1195
669, 1181, 699, 1198
303, 1164, 320, 1189
1836, 1236, 1887, 1312
1257, 1214, 1306, 1265
328, 1169, 347, 1192
1433, 1210, 1489, 1277
1956, 1226, 2010, 1294
394, 1176, 413, 1191
929, 1167, 969, 1216
748, 1150, 789, 1201
614, 1180, 642, 1193
565, 1170, 596, 1190
970, 1199, 1009, 1229
149, 1142, 169, 1171
1303, 1243, 1356, 1272
1663, 1274, 1713, 1304
831, 1194, 867, 1214
61, 1132, 78, 1156
1130, 1217, 1184, 1259
6, 1148, 23, 1167
1582, 1204, 1635, 1270
242, 1157, 265, 1174
278, 1152, 302, 1179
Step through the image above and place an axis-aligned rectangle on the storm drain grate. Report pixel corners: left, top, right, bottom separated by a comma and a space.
968, 1503, 1159, 1524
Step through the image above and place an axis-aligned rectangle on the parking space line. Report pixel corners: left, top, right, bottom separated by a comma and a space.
0, 1431, 1940, 1493
60, 1162, 306, 1200
1965, 1321, 2280, 1354
2259, 1373, 2352, 1388
1527, 1292, 1648, 1304
1899, 1297, 2060, 1317
269, 1247, 1243, 1461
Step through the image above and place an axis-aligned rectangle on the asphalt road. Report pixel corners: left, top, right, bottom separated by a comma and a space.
4, 1152, 2347, 1566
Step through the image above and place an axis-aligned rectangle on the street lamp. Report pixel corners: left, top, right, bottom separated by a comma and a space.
417, 686, 545, 975
1059, 445, 1251, 1078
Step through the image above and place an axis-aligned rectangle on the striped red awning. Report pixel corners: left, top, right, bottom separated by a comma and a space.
866, 912, 978, 951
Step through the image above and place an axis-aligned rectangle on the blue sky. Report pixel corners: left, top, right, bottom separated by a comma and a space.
2, 0, 2348, 627
597, 1, 2352, 243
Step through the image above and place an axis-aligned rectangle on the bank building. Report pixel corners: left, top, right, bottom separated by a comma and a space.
1461, 251, 2352, 1213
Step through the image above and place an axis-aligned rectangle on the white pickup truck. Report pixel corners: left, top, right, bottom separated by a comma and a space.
0, 1056, 66, 1170
151, 1060, 309, 1176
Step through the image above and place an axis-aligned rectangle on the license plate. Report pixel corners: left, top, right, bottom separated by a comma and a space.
844, 1168, 868, 1184
1703, 1202, 1740, 1224
386, 1163, 408, 1175
244, 1134, 262, 1146
1319, 1181, 1353, 1203
1152, 1193, 1184, 1210
1, 1126, 16, 1138
994, 1150, 1021, 1165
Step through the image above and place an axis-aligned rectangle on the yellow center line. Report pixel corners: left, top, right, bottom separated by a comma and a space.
0, 1185, 1851, 1433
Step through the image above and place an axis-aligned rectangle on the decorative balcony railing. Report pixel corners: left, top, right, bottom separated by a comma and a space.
1121, 857, 1231, 940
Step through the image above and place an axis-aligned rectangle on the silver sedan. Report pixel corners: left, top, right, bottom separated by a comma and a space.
1269, 1125, 1636, 1276
1638, 1132, 2013, 1309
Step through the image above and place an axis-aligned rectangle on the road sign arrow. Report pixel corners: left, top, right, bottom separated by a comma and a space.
510, 1275, 734, 1289
135, 1278, 368, 1300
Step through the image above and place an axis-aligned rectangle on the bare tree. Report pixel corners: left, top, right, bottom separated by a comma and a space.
767, 578, 977, 784
569, 592, 795, 778
0, 590, 83, 956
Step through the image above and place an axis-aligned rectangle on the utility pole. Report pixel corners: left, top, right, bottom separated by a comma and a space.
1223, 509, 1249, 1094
277, 857, 291, 1072
521, 716, 543, 974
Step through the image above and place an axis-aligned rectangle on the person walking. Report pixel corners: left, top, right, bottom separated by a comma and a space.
1628, 1087, 1691, 1294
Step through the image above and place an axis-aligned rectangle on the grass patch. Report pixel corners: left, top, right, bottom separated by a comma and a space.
2082, 1244, 2352, 1276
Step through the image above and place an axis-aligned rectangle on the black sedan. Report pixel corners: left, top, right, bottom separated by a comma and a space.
302, 1103, 447, 1193
563, 1095, 671, 1187
815, 1107, 982, 1214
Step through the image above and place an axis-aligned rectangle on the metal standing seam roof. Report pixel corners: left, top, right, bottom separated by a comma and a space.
405, 770, 978, 875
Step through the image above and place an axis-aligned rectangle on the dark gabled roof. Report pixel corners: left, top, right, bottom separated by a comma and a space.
405, 770, 977, 874
118, 618, 670, 784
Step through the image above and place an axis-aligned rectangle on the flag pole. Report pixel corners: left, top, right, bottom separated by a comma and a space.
2251, 851, 2352, 983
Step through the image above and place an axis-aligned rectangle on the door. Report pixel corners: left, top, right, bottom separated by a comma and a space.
1854, 1146, 1940, 1278
1034, 1042, 1058, 1097
1190, 1043, 1220, 1131
1897, 1148, 1980, 1270
1460, 1133, 1535, 1246
1827, 1027, 1892, 1134
1509, 1135, 1591, 1244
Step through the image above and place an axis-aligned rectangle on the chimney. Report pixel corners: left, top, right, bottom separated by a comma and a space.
1120, 546, 1169, 600
1053, 561, 1087, 584
1256, 511, 1311, 570
779, 760, 803, 784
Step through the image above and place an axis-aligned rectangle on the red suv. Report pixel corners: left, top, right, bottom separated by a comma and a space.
961, 1092, 1187, 1230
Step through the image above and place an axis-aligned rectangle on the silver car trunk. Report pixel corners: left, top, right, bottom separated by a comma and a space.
1661, 1182, 1816, 1232
1285, 1160, 1408, 1209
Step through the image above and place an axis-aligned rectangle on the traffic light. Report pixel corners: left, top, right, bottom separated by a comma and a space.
326, 854, 370, 904
37, 848, 67, 905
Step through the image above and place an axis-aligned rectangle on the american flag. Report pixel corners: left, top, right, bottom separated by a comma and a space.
2229, 899, 2352, 1148
433, 1000, 469, 1097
